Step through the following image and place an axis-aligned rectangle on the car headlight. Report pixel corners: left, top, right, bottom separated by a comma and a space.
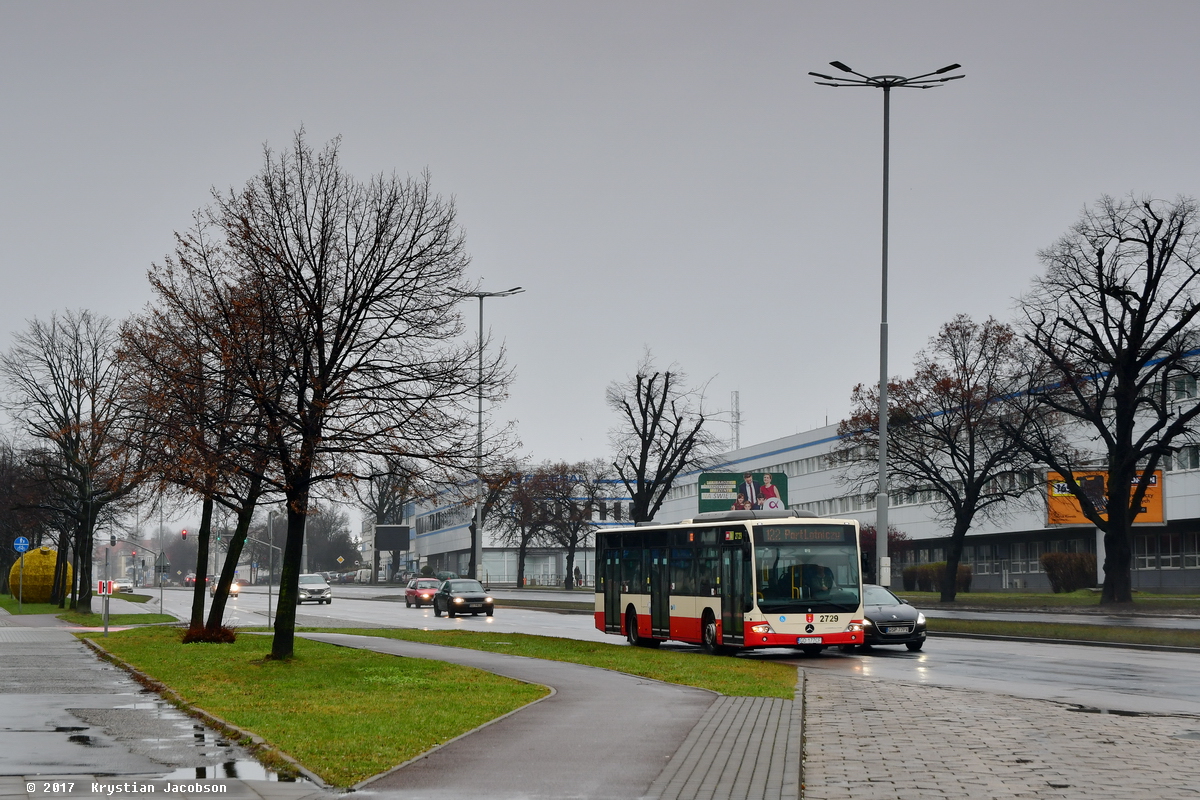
917, 612, 926, 625
845, 620, 864, 633
420, 593, 430, 599
453, 597, 464, 604
750, 623, 774, 634
485, 597, 493, 604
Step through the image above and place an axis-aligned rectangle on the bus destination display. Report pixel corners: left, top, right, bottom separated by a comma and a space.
759, 525, 854, 543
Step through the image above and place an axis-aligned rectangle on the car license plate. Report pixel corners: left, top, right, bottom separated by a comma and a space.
885, 626, 912, 634
797, 637, 822, 645
469, 603, 483, 609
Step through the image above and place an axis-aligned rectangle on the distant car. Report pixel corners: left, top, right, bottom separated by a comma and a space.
843, 584, 927, 652
433, 579, 494, 618
435, 570, 459, 581
111, 578, 134, 594
297, 573, 332, 604
233, 578, 250, 586
209, 580, 241, 598
405, 578, 442, 608
184, 574, 196, 587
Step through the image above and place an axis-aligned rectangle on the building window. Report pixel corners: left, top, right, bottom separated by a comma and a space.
1134, 535, 1156, 570
1160, 534, 1182, 569
1010, 542, 1026, 574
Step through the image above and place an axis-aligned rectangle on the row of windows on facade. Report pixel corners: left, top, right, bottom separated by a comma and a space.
790, 472, 1042, 518
415, 501, 636, 534
897, 539, 1088, 575
898, 533, 1200, 572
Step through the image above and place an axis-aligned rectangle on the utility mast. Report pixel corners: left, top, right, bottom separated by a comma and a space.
731, 390, 741, 451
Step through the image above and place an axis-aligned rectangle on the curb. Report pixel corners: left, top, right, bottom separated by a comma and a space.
78, 635, 331, 789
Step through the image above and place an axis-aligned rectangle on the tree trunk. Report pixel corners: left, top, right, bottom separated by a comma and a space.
1101, 527, 1133, 603
74, 505, 97, 614
190, 497, 215, 629
206, 480, 263, 632
939, 516, 973, 603
516, 530, 528, 588
271, 476, 312, 660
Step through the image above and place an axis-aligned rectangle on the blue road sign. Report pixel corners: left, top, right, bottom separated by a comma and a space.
13, 536, 30, 553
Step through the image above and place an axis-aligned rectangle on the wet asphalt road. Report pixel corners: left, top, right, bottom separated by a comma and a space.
166, 585, 1200, 716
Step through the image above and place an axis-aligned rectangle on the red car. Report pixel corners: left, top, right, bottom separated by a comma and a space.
405, 578, 442, 608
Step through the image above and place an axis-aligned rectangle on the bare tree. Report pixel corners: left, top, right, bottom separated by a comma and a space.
194, 132, 502, 659
607, 352, 719, 522
123, 231, 283, 637
536, 460, 612, 589
491, 465, 548, 589
835, 315, 1043, 601
0, 310, 148, 612
1010, 195, 1200, 605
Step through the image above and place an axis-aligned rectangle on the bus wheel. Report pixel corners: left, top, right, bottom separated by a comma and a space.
701, 612, 721, 656
802, 645, 824, 657
625, 609, 641, 646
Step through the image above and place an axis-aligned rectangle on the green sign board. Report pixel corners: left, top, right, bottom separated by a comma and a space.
698, 472, 788, 514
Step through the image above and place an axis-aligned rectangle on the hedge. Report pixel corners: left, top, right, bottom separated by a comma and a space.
1040, 551, 1096, 593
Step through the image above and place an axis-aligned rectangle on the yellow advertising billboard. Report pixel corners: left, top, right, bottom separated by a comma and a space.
1046, 470, 1164, 526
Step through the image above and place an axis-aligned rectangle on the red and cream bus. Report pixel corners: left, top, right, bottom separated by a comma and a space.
594, 509, 865, 655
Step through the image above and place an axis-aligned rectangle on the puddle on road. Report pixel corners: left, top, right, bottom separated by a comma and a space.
1173, 731, 1200, 741
73, 696, 300, 781
159, 761, 310, 782
1067, 705, 1149, 717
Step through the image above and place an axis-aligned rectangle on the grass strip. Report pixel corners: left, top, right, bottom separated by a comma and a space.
0, 597, 69, 615
494, 598, 593, 612
312, 628, 798, 699
928, 617, 1200, 648
60, 611, 177, 626
81, 626, 547, 787
898, 589, 1200, 613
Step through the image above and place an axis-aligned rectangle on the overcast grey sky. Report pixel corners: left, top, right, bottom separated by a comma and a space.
3, 2, 1199, 467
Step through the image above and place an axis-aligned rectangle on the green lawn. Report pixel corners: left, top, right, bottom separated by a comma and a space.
81, 627, 548, 788
60, 610, 177, 626
313, 628, 799, 699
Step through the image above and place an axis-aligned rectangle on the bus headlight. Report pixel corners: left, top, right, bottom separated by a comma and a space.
750, 623, 774, 634
845, 620, 864, 633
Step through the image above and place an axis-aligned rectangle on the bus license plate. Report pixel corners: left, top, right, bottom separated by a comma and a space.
797, 637, 822, 645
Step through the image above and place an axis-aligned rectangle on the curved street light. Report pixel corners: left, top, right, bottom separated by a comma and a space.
811, 62, 963, 588
459, 286, 525, 580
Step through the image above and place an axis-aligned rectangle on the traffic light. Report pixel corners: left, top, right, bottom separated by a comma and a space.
181, 529, 187, 540
141, 559, 146, 569
110, 534, 116, 547
131, 550, 137, 558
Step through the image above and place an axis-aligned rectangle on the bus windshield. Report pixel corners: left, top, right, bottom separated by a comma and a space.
753, 524, 860, 613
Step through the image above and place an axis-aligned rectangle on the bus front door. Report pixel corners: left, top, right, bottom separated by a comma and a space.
602, 548, 621, 633
649, 547, 670, 639
720, 546, 746, 646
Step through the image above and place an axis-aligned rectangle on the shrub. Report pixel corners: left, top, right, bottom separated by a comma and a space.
956, 564, 972, 593
1040, 552, 1097, 593
902, 566, 919, 591
181, 624, 237, 644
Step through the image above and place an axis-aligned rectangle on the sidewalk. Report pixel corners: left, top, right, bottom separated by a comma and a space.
0, 607, 325, 800
801, 669, 1200, 800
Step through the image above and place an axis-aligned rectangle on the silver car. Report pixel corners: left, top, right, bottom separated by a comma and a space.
297, 573, 332, 604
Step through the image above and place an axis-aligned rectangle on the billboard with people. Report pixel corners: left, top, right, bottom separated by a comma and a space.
698, 472, 789, 514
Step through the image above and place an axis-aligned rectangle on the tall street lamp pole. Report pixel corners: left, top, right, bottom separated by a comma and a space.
810, 61, 963, 588
461, 286, 524, 580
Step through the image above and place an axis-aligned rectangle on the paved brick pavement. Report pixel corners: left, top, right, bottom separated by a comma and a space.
801, 670, 1200, 800
646, 691, 802, 800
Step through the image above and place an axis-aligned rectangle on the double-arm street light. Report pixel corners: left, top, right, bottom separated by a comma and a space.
461, 286, 525, 580
810, 61, 963, 588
